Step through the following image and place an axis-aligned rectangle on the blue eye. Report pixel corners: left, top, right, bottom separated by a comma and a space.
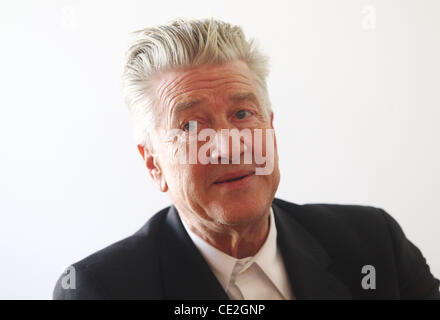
236, 110, 250, 119
183, 120, 197, 131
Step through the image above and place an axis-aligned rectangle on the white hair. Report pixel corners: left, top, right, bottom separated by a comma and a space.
121, 18, 272, 149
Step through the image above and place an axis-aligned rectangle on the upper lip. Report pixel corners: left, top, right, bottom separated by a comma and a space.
214, 170, 255, 184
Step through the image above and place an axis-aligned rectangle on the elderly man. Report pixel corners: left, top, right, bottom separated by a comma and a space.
53, 18, 439, 300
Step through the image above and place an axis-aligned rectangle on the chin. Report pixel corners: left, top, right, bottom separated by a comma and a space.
210, 198, 268, 226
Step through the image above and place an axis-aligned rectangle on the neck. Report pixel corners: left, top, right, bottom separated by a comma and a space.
179, 207, 271, 259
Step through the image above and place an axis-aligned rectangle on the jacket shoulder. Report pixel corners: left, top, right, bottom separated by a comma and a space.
274, 197, 399, 255
273, 197, 440, 299
273, 197, 387, 232
53, 206, 170, 300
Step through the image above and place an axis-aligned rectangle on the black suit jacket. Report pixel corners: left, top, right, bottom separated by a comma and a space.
53, 198, 440, 299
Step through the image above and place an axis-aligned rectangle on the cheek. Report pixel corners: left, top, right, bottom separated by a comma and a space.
180, 165, 208, 196
251, 129, 271, 160
164, 137, 188, 165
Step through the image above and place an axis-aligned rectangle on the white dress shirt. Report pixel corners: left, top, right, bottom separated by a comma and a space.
181, 207, 295, 300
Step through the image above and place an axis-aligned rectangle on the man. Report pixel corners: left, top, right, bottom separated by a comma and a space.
53, 18, 440, 299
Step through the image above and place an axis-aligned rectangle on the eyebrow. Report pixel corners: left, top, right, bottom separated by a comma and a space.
229, 92, 260, 106
172, 92, 259, 117
172, 98, 203, 116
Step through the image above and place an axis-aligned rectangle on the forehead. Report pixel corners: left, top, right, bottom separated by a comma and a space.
154, 60, 259, 111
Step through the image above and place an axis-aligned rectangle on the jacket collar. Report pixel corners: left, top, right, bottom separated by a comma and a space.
159, 205, 229, 299
272, 201, 351, 299
158, 199, 351, 299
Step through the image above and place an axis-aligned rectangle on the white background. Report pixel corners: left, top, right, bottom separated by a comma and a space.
1, 0, 439, 299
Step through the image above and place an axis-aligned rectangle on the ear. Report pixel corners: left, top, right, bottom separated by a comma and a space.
269, 112, 278, 150
137, 144, 168, 192
270, 112, 274, 129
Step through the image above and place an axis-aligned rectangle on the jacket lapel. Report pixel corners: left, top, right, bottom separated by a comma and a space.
272, 202, 352, 299
158, 202, 351, 299
158, 205, 229, 299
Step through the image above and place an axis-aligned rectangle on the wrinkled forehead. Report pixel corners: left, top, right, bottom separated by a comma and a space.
153, 60, 260, 115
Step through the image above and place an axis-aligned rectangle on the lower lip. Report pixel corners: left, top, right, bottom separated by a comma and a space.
214, 173, 256, 189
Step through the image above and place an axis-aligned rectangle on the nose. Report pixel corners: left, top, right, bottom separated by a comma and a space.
209, 130, 233, 163
208, 120, 252, 164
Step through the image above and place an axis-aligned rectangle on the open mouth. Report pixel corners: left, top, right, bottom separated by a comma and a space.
214, 172, 255, 184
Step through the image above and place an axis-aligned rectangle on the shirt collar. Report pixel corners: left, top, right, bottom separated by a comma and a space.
181, 206, 279, 292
